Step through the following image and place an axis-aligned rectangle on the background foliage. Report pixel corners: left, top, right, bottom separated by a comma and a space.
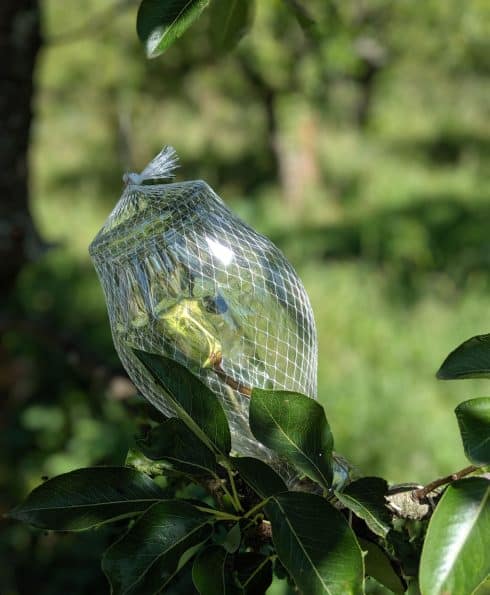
1, 0, 489, 593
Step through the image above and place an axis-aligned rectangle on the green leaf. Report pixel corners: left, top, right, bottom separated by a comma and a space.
232, 457, 287, 499
9, 467, 163, 531
249, 388, 333, 489
234, 553, 273, 594
137, 0, 210, 58
133, 350, 231, 456
136, 418, 220, 476
419, 477, 490, 595
192, 545, 228, 595
335, 477, 391, 538
265, 492, 364, 595
102, 500, 213, 595
359, 539, 404, 594
223, 522, 241, 553
163, 559, 199, 594
455, 397, 490, 465
437, 334, 490, 379
209, 0, 255, 53
476, 577, 490, 594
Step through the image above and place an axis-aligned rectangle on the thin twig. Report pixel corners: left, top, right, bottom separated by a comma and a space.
412, 465, 480, 501
214, 364, 252, 398
194, 505, 240, 522
210, 353, 252, 397
244, 497, 270, 520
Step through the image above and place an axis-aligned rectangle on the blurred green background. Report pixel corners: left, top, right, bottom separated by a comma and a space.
2, 0, 489, 593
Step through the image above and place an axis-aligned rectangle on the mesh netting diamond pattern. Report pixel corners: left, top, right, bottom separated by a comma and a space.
89, 147, 318, 457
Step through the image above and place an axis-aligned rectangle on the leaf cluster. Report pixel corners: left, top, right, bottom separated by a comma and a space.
9, 340, 490, 594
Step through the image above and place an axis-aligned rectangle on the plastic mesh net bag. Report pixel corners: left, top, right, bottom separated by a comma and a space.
89, 146, 318, 460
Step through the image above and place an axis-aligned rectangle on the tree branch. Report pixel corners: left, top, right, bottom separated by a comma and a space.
412, 464, 480, 502
0, 0, 43, 296
283, 0, 319, 44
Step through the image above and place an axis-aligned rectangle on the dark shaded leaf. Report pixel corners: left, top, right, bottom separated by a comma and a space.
386, 530, 420, 582
9, 467, 163, 531
455, 397, 490, 465
209, 0, 255, 52
335, 477, 391, 537
232, 457, 287, 499
363, 577, 397, 594
359, 538, 404, 594
223, 522, 241, 553
133, 350, 231, 456
234, 553, 273, 594
137, 0, 209, 58
437, 333, 490, 379
102, 500, 213, 595
419, 477, 490, 595
192, 545, 229, 594
249, 389, 333, 489
265, 492, 364, 594
136, 418, 220, 476
164, 559, 199, 594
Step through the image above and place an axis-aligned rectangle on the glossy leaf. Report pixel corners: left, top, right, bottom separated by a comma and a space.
192, 545, 227, 595
9, 467, 163, 531
419, 477, 490, 595
335, 477, 391, 537
136, 418, 220, 476
437, 333, 490, 379
209, 0, 255, 52
133, 350, 231, 456
137, 0, 209, 58
265, 492, 364, 595
249, 388, 333, 489
455, 397, 490, 465
359, 539, 404, 594
234, 553, 273, 594
232, 457, 287, 499
102, 500, 213, 595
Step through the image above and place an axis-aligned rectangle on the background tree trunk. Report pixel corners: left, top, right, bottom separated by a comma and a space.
0, 0, 43, 298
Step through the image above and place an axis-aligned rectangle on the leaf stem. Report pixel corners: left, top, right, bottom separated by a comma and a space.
244, 497, 270, 519
412, 464, 480, 501
211, 356, 252, 398
225, 465, 244, 513
216, 476, 240, 513
194, 505, 241, 521
242, 554, 275, 588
